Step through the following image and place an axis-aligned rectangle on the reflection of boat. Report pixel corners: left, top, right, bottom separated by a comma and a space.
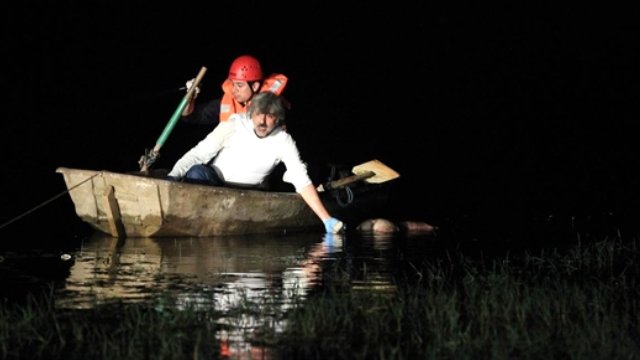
58, 236, 163, 308
56, 165, 396, 238
57, 231, 344, 356
57, 232, 332, 308
153, 232, 322, 278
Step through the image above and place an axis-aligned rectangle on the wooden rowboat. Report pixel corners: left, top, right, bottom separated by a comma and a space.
56, 161, 399, 238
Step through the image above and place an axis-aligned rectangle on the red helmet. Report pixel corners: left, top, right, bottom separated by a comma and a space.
228, 55, 263, 82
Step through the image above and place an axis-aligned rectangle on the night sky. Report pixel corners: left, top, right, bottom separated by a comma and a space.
2, 2, 639, 239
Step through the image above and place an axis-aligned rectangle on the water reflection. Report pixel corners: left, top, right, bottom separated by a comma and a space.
55, 231, 350, 358
56, 233, 341, 307
56, 236, 158, 307
348, 233, 397, 293
51, 230, 442, 358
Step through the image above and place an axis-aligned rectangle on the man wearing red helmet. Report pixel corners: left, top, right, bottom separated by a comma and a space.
182, 55, 288, 125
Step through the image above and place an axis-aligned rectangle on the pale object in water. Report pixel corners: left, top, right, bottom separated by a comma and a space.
399, 221, 436, 234
357, 219, 436, 234
356, 218, 399, 233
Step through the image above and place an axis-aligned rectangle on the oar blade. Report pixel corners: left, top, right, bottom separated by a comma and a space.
352, 160, 400, 184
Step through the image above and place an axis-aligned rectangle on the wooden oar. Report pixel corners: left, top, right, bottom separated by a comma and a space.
317, 159, 400, 192
139, 66, 207, 175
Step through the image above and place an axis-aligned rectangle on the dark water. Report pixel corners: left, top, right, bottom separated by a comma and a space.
1, 205, 629, 307
0, 190, 634, 358
0, 225, 434, 356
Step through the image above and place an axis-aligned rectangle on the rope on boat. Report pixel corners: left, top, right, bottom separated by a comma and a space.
333, 186, 354, 207
0, 172, 102, 231
326, 164, 355, 207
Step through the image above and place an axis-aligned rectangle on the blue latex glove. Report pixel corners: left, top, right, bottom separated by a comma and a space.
323, 217, 344, 233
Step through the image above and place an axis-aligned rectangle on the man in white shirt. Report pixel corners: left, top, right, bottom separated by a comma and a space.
167, 92, 344, 233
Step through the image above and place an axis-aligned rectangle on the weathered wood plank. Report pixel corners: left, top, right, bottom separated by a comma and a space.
103, 185, 125, 238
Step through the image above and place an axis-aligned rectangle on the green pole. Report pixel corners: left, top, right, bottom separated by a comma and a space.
154, 96, 190, 150
139, 66, 207, 174
152, 66, 207, 152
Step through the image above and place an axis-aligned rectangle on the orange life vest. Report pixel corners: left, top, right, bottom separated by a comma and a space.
219, 73, 288, 122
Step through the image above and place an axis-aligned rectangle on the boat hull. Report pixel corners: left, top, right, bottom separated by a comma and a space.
56, 167, 321, 237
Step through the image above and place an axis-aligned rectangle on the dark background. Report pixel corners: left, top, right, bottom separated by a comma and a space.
2, 2, 639, 244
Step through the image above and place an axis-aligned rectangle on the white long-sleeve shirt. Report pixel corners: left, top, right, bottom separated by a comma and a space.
168, 114, 312, 192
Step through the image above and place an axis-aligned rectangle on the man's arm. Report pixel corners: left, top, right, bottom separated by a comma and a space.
298, 184, 331, 222
167, 120, 232, 178
298, 184, 344, 233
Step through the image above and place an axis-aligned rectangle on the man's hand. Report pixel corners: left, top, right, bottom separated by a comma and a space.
185, 78, 200, 98
323, 217, 345, 233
